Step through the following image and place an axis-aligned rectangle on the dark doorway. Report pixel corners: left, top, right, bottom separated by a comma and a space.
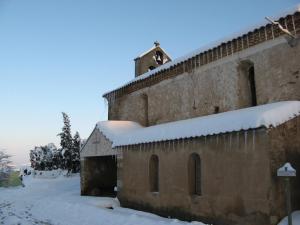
82, 155, 117, 197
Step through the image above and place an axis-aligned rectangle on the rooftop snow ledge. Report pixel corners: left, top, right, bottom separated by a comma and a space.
103, 5, 300, 97
110, 101, 300, 147
96, 120, 143, 143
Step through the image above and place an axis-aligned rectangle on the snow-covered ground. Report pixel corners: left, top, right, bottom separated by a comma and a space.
0, 174, 298, 225
0, 175, 205, 225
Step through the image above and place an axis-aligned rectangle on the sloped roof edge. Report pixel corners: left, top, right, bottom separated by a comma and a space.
94, 101, 300, 147
103, 5, 300, 98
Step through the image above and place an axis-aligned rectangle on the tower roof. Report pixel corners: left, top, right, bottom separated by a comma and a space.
135, 41, 171, 60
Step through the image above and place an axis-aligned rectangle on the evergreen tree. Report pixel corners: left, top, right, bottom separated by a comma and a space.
72, 131, 81, 173
57, 112, 73, 172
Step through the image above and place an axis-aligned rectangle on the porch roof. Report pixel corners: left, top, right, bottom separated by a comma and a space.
97, 101, 300, 147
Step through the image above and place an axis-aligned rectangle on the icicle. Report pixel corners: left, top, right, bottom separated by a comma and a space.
226, 44, 229, 56
204, 136, 207, 144
241, 37, 244, 50
206, 52, 209, 63
216, 135, 219, 145
284, 18, 289, 35
192, 138, 195, 149
252, 130, 255, 151
264, 27, 268, 41
246, 35, 250, 48
244, 131, 248, 152
271, 25, 275, 39
237, 132, 240, 149
223, 135, 226, 151
139, 144, 142, 151
172, 140, 175, 151
229, 133, 232, 150
292, 15, 297, 35
168, 140, 171, 151
182, 139, 185, 150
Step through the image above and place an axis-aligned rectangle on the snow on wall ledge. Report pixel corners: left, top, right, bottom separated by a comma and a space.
96, 101, 300, 147
96, 121, 143, 144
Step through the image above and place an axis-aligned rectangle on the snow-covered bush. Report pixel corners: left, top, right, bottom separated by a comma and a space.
30, 144, 56, 170
0, 150, 14, 185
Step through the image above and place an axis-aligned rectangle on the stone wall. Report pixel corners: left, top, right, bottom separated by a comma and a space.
80, 128, 117, 196
80, 128, 116, 158
105, 12, 300, 103
109, 37, 300, 126
268, 116, 300, 222
81, 156, 117, 196
117, 116, 300, 225
117, 129, 272, 225
135, 46, 171, 77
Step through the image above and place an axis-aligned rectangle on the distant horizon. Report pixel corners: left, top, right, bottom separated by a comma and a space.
1, 0, 299, 166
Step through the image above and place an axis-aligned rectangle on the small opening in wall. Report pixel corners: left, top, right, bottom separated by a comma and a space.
188, 153, 201, 196
149, 155, 159, 192
248, 66, 257, 106
155, 51, 163, 65
148, 66, 155, 71
214, 106, 220, 114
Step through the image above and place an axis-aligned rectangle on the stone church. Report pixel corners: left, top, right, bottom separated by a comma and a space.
81, 8, 300, 225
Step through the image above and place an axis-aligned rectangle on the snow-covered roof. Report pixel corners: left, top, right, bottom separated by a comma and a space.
137, 44, 171, 60
113, 101, 300, 146
107, 101, 300, 147
96, 121, 143, 143
103, 5, 300, 97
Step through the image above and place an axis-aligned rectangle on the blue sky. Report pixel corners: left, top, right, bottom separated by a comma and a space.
0, 0, 299, 165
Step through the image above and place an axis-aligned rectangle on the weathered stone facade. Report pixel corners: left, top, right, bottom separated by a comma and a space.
80, 128, 117, 196
108, 37, 300, 126
81, 9, 300, 225
134, 42, 171, 77
117, 117, 300, 225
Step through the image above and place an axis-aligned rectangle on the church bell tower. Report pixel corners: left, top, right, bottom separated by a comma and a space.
134, 41, 171, 77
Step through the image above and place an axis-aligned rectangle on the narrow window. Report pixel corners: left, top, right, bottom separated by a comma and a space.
248, 66, 257, 106
238, 60, 257, 107
148, 66, 155, 71
141, 93, 149, 126
188, 153, 201, 195
149, 155, 159, 192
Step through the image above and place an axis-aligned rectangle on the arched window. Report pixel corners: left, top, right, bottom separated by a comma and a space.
149, 155, 159, 192
188, 153, 201, 195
